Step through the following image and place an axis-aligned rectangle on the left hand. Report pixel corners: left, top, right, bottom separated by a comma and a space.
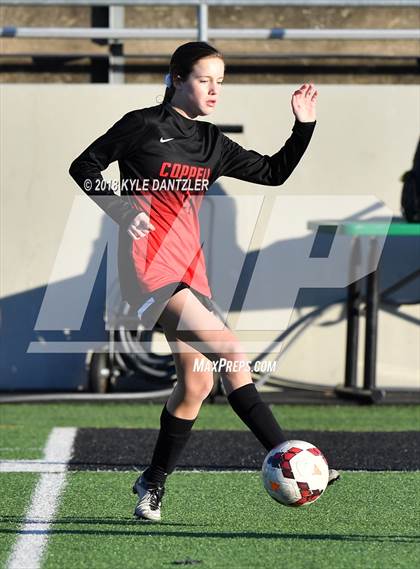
291, 83, 318, 122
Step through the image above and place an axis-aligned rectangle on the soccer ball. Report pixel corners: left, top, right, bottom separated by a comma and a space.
261, 440, 329, 507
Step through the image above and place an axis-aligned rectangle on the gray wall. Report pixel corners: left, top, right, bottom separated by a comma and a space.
1, 84, 419, 390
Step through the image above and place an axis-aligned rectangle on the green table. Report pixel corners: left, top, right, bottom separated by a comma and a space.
307, 219, 420, 403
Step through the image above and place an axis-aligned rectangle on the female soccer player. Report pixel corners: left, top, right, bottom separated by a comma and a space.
69, 41, 339, 522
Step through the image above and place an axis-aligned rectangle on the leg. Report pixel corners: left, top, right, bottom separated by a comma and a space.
144, 334, 215, 484
158, 288, 287, 451
165, 334, 215, 420
133, 335, 214, 521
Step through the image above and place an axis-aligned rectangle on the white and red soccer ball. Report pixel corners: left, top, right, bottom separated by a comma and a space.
262, 440, 329, 507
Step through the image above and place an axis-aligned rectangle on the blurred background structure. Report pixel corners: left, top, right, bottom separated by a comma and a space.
1, 0, 420, 84
1, 1, 419, 399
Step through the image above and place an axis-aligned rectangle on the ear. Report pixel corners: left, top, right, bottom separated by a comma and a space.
173, 74, 182, 88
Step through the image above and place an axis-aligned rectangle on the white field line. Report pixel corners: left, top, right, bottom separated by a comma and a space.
0, 461, 70, 473
5, 427, 77, 569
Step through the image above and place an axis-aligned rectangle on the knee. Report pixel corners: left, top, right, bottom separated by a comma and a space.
215, 339, 250, 381
182, 374, 214, 403
211, 336, 248, 366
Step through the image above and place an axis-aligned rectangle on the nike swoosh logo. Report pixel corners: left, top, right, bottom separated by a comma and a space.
160, 137, 174, 143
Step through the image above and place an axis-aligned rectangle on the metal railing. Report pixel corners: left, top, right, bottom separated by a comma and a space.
1, 0, 418, 83
2, 27, 419, 40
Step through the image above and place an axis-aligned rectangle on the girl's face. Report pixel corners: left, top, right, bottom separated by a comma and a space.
174, 56, 225, 117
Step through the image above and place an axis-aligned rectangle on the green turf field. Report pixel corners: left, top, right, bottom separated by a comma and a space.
0, 474, 39, 569
1, 403, 418, 461
39, 472, 418, 569
0, 403, 419, 569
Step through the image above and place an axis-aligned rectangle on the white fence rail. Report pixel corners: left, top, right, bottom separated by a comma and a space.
2, 27, 419, 40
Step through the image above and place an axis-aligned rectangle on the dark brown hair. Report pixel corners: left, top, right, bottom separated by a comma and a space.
163, 41, 224, 104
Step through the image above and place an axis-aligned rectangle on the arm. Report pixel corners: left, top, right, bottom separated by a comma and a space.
68, 110, 143, 229
217, 82, 318, 186
217, 118, 316, 186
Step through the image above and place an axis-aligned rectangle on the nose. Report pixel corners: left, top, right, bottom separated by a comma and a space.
209, 81, 221, 95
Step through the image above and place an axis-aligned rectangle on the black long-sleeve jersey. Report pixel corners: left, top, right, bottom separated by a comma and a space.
69, 100, 316, 306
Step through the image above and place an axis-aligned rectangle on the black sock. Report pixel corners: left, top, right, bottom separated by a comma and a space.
227, 383, 287, 451
144, 404, 196, 486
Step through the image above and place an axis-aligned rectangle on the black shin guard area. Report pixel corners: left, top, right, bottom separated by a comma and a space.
148, 405, 196, 478
228, 383, 287, 450
68, 429, 419, 472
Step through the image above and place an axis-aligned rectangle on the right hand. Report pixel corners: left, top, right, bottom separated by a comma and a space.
291, 83, 317, 123
127, 212, 156, 240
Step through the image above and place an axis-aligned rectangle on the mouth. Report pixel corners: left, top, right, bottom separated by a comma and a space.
206, 101, 217, 106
